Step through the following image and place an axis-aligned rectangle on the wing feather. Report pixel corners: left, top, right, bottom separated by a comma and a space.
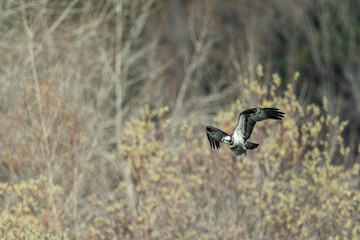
206, 126, 230, 149
235, 108, 285, 140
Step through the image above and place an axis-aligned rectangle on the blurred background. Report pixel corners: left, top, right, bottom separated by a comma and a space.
0, 0, 359, 239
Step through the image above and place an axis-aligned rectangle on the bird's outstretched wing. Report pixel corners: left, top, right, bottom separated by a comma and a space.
235, 108, 285, 140
206, 126, 230, 149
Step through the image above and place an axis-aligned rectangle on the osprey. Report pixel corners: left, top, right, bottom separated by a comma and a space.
206, 108, 284, 159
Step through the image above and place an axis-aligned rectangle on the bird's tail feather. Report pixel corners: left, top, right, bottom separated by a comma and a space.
230, 141, 259, 159
244, 141, 259, 150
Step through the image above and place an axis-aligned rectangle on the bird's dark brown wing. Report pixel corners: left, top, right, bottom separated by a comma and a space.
234, 108, 285, 140
206, 126, 230, 149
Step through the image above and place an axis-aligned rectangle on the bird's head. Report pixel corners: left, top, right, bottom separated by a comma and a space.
222, 135, 233, 145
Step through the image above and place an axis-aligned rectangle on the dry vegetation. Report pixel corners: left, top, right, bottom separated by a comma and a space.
0, 0, 359, 239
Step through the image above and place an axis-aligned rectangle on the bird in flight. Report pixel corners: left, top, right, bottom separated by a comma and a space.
206, 108, 284, 159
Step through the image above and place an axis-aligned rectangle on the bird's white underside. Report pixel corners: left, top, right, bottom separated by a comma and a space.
233, 131, 246, 150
